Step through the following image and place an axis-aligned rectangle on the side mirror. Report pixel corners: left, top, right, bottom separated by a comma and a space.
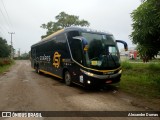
116, 40, 128, 51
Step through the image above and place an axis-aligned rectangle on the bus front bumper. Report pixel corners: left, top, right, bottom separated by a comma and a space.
80, 69, 122, 86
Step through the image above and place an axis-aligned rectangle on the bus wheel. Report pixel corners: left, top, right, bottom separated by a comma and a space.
65, 71, 72, 86
37, 69, 41, 74
35, 66, 38, 73
36, 66, 41, 74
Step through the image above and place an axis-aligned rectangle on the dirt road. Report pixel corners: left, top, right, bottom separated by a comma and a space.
0, 60, 159, 120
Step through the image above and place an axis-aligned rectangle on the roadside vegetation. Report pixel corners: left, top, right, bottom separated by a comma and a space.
130, 0, 160, 62
0, 58, 14, 74
0, 36, 14, 74
120, 61, 160, 99
14, 52, 30, 60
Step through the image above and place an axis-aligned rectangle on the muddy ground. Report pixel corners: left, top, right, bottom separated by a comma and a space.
0, 60, 159, 120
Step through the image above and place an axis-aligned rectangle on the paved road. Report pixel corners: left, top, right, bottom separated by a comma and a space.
0, 60, 159, 120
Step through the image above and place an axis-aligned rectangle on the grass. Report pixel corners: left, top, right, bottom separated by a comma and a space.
0, 64, 12, 73
0, 58, 14, 74
120, 61, 160, 99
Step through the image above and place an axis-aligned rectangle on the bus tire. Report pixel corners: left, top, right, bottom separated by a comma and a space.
35, 66, 38, 73
65, 71, 72, 86
36, 65, 41, 74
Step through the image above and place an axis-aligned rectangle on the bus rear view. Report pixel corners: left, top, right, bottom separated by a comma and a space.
31, 27, 128, 88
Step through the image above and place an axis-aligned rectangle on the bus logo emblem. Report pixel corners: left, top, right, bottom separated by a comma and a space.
53, 52, 61, 68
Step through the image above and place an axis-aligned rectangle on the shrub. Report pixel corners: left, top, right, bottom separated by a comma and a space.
0, 58, 12, 66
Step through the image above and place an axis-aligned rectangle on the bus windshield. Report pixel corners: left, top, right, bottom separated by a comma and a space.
81, 32, 120, 70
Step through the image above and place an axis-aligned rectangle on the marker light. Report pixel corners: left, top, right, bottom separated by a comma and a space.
87, 80, 91, 84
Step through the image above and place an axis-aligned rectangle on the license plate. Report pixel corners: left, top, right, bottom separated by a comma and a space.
106, 80, 112, 83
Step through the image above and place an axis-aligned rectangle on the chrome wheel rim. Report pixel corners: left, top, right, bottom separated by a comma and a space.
65, 73, 71, 85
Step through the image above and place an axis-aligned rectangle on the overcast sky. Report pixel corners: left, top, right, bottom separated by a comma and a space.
0, 0, 141, 54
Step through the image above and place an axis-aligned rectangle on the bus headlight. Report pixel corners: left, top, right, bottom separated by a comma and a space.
87, 80, 91, 84
118, 70, 122, 74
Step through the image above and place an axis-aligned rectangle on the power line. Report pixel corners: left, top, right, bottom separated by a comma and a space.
0, 12, 10, 34
0, 26, 5, 35
0, 0, 14, 41
0, 1, 12, 33
0, 25, 8, 39
1, 0, 13, 30
0, 7, 11, 31
0, 31, 5, 38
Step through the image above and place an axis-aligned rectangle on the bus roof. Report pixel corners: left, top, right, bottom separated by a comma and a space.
31, 27, 112, 48
64, 27, 112, 35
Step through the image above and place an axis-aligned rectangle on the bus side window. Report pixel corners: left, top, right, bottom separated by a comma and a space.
56, 34, 68, 54
56, 34, 66, 43
67, 31, 83, 63
32, 49, 36, 58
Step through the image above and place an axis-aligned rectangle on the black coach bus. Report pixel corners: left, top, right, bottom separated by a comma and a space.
31, 27, 128, 87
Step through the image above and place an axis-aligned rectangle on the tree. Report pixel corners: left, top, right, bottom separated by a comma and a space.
130, 0, 160, 62
0, 37, 10, 58
41, 12, 90, 39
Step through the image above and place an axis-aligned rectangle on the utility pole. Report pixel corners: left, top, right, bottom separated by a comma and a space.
18, 48, 20, 57
8, 32, 15, 59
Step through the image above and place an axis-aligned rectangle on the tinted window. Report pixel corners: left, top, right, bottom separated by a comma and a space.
67, 31, 83, 63
56, 34, 66, 43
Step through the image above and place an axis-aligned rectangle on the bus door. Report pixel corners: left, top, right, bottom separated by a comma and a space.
67, 31, 85, 83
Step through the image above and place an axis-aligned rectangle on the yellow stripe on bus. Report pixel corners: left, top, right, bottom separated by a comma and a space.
40, 69, 63, 79
72, 59, 121, 72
